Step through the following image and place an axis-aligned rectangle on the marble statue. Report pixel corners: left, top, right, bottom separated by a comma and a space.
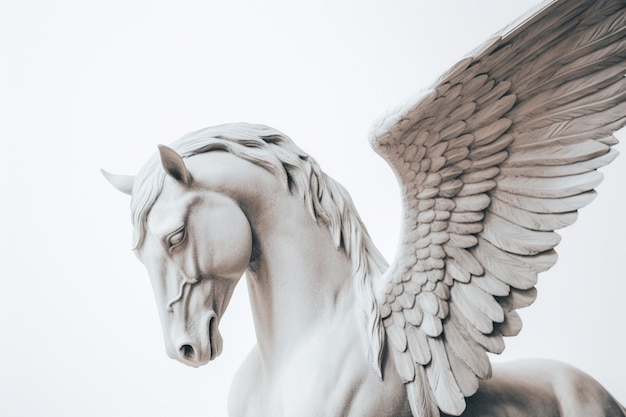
104, 0, 626, 416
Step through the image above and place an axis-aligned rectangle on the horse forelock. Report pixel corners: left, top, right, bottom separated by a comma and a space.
130, 121, 387, 372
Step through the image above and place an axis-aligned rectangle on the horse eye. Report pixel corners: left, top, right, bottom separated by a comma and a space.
167, 226, 186, 249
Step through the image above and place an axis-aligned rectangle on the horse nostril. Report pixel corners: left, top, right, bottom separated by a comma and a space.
180, 344, 195, 359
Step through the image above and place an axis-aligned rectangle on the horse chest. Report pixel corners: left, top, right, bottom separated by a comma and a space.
230, 334, 410, 417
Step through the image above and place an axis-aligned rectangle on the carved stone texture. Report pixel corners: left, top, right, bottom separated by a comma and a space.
104, 1, 626, 416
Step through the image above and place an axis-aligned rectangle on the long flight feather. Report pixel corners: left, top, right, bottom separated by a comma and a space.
515, 80, 626, 130
455, 282, 505, 323
445, 343, 480, 396
491, 189, 597, 213
498, 287, 538, 310
481, 213, 561, 255
407, 369, 440, 417
444, 313, 492, 377
450, 284, 495, 334
472, 272, 510, 297
472, 243, 539, 289
488, 198, 578, 231
496, 171, 603, 198
504, 139, 609, 166
509, 62, 626, 124
495, 310, 524, 337
475, 238, 558, 280
425, 338, 466, 416
406, 325, 432, 366
499, 148, 618, 176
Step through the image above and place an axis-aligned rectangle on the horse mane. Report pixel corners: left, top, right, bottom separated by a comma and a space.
131, 122, 388, 372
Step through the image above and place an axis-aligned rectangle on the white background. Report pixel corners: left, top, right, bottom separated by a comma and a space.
1, 1, 625, 416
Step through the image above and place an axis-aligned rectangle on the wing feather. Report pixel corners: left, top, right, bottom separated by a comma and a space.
472, 273, 510, 297
425, 338, 465, 416
450, 284, 495, 334
396, 349, 417, 383
368, 1, 626, 416
481, 213, 561, 255
498, 287, 538, 310
488, 198, 578, 231
497, 171, 604, 198
500, 147, 619, 176
491, 189, 598, 213
407, 368, 440, 417
446, 344, 479, 397
443, 315, 492, 377
407, 325, 432, 365
495, 310, 524, 337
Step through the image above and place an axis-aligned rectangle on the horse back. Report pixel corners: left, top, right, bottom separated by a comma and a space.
457, 359, 625, 417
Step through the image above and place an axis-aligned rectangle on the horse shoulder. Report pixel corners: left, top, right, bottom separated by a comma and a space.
228, 321, 411, 416
276, 321, 409, 417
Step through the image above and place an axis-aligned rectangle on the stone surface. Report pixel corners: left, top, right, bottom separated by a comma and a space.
105, 1, 626, 416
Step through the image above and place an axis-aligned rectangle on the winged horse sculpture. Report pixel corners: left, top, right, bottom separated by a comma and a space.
104, 0, 626, 416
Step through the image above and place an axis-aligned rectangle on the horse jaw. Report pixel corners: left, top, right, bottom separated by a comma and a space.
101, 169, 134, 195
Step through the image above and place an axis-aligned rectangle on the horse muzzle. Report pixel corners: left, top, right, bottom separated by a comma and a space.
167, 310, 223, 367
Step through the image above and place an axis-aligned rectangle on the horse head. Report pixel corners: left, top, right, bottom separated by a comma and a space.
104, 145, 253, 367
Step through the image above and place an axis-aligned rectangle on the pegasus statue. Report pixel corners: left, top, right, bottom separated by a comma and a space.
104, 0, 626, 415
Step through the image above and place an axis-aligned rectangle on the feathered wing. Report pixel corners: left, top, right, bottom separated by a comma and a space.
369, 1, 626, 416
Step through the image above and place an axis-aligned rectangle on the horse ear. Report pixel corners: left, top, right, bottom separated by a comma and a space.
158, 145, 192, 186
101, 169, 134, 195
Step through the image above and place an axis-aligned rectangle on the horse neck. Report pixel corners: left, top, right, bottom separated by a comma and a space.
244, 191, 358, 364
187, 149, 386, 370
